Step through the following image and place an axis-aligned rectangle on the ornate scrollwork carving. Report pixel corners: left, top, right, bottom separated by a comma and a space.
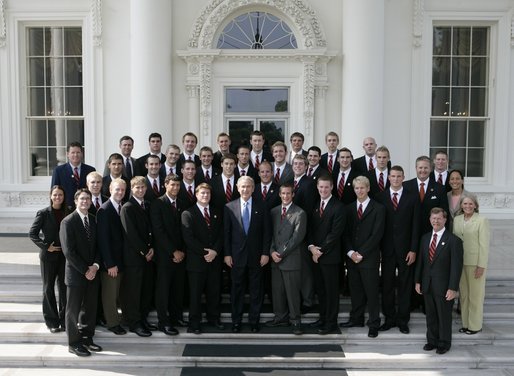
413, 0, 424, 48
0, 0, 6, 48
91, 0, 102, 47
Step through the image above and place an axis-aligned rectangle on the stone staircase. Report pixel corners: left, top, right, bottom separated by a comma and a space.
1, 238, 514, 375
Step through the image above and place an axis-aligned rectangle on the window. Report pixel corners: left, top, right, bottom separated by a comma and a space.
430, 26, 489, 177
26, 26, 84, 176
217, 11, 297, 49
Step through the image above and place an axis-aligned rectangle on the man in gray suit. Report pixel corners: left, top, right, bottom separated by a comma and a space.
266, 183, 307, 335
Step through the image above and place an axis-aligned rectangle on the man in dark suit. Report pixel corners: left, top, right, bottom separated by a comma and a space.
51, 141, 96, 207
291, 154, 316, 214
144, 155, 165, 202
136, 133, 166, 177
306, 146, 328, 183
60, 189, 102, 357
415, 207, 463, 354
429, 150, 451, 192
195, 146, 220, 184
267, 183, 307, 335
176, 132, 201, 171
271, 141, 294, 186
307, 175, 346, 335
365, 145, 391, 199
376, 166, 420, 334
320, 132, 339, 176
210, 154, 240, 210
178, 159, 197, 208
287, 132, 308, 163
333, 147, 358, 205
352, 137, 392, 174
250, 130, 273, 169
161, 144, 181, 178
120, 176, 155, 337
101, 153, 130, 202
224, 176, 271, 333
96, 178, 127, 335
102, 136, 139, 179
150, 174, 186, 336
181, 183, 225, 334
252, 161, 280, 210
86, 172, 108, 217
213, 132, 232, 169
341, 176, 385, 338
235, 145, 258, 182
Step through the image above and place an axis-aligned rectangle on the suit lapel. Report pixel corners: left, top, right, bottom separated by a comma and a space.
432, 230, 449, 264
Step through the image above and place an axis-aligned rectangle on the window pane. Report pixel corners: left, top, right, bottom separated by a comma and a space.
30, 120, 47, 147
431, 87, 450, 116
260, 120, 285, 147
432, 57, 450, 85
448, 148, 466, 172
451, 88, 469, 116
470, 88, 487, 116
228, 120, 254, 148
451, 57, 470, 86
433, 27, 451, 55
47, 57, 64, 86
30, 147, 49, 176
65, 57, 82, 86
226, 88, 288, 112
472, 28, 488, 56
28, 58, 45, 86
64, 28, 82, 55
66, 88, 83, 115
27, 28, 44, 56
453, 28, 470, 55
29, 88, 46, 116
430, 120, 448, 147
449, 121, 467, 147
47, 120, 58, 147
467, 148, 484, 177
468, 121, 485, 147
47, 87, 65, 116
67, 120, 85, 145
471, 57, 488, 86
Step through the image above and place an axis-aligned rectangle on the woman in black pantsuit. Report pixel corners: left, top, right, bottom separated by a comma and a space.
29, 185, 70, 332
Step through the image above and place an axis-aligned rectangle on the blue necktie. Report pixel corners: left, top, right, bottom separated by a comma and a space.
242, 202, 250, 235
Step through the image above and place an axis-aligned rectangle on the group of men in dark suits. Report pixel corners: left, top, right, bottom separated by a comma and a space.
53, 131, 462, 355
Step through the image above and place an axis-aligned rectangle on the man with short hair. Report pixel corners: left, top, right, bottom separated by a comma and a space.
291, 154, 316, 214
103, 136, 138, 179
137, 133, 166, 176
235, 145, 258, 182
252, 160, 281, 209
224, 176, 271, 333
267, 183, 307, 335
333, 147, 358, 205
213, 132, 232, 168
415, 208, 463, 354
320, 132, 339, 175
429, 150, 451, 192
161, 144, 181, 178
102, 153, 130, 201
87, 172, 108, 217
144, 154, 165, 202
306, 146, 327, 182
196, 146, 220, 184
365, 146, 391, 199
250, 130, 273, 168
51, 141, 96, 207
288, 132, 308, 163
60, 189, 102, 356
177, 132, 201, 171
271, 141, 294, 186
178, 159, 197, 208
211, 154, 240, 210
352, 137, 378, 174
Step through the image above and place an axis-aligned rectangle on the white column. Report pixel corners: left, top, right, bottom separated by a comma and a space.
130, 0, 172, 156
187, 84, 200, 139
342, 0, 385, 151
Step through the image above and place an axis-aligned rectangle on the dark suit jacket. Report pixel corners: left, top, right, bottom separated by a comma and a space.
310, 166, 328, 183
352, 155, 392, 175
136, 153, 166, 177
51, 163, 96, 206
144, 176, 166, 202
150, 195, 185, 265
365, 169, 390, 199
293, 175, 316, 214
270, 203, 307, 271
250, 150, 273, 168
429, 171, 452, 192
178, 181, 197, 208
252, 182, 280, 210
195, 166, 221, 185
415, 230, 463, 296
234, 164, 258, 182
376, 188, 421, 259
224, 199, 271, 267
120, 197, 153, 267
210, 175, 240, 210
403, 178, 450, 234
60, 211, 100, 286
103, 156, 140, 179
181, 205, 223, 272
29, 206, 70, 261
96, 200, 125, 271
332, 168, 358, 205
88, 195, 109, 217
344, 199, 386, 268
308, 197, 345, 264
160, 163, 181, 179
176, 153, 201, 173
101, 175, 130, 202
320, 152, 339, 176
272, 163, 294, 186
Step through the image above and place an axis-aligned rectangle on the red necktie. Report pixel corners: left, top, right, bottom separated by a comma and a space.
281, 206, 287, 220
255, 155, 260, 169
368, 158, 374, 170
392, 192, 398, 210
308, 167, 313, 177
378, 172, 385, 191
419, 182, 425, 202
205, 170, 210, 182
83, 216, 90, 240
152, 179, 159, 195
95, 197, 100, 210
357, 203, 363, 219
187, 185, 194, 201
170, 200, 176, 209
337, 172, 345, 198
204, 207, 210, 227
438, 173, 443, 185
429, 233, 438, 263
188, 155, 192, 161
226, 179, 232, 202
320, 201, 325, 217
73, 167, 80, 186
241, 169, 246, 176
294, 180, 298, 191
141, 201, 145, 210
117, 204, 121, 215
262, 185, 267, 199
274, 168, 280, 184
328, 155, 333, 174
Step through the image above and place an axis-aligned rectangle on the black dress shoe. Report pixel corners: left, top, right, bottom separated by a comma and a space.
309, 319, 325, 328
318, 325, 338, 335
159, 325, 179, 336
69, 344, 91, 357
398, 325, 410, 334
130, 325, 152, 337
300, 305, 312, 314
436, 347, 449, 354
250, 324, 260, 333
465, 329, 482, 335
108, 325, 127, 335
292, 323, 303, 335
423, 343, 436, 351
458, 327, 468, 333
172, 319, 189, 327
339, 321, 364, 328
96, 318, 107, 327
49, 327, 62, 333
378, 322, 395, 331
265, 319, 290, 327
190, 325, 202, 335
83, 341, 102, 352
368, 328, 379, 338
232, 323, 241, 333
208, 320, 225, 330
142, 319, 158, 331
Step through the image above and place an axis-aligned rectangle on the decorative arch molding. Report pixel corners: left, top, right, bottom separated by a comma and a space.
188, 0, 327, 50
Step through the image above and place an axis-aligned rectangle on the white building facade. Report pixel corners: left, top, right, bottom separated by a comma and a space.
0, 0, 513, 230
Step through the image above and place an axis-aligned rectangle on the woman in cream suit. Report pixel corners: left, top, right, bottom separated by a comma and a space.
453, 193, 490, 334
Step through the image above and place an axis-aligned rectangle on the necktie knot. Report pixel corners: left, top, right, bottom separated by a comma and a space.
281, 206, 287, 220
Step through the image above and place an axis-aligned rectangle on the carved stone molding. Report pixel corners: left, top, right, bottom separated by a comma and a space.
91, 0, 102, 47
315, 85, 328, 99
303, 59, 316, 136
413, 0, 424, 48
511, 13, 514, 47
199, 57, 214, 138
0, 0, 6, 48
186, 85, 200, 98
188, 0, 327, 50
0, 192, 48, 208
